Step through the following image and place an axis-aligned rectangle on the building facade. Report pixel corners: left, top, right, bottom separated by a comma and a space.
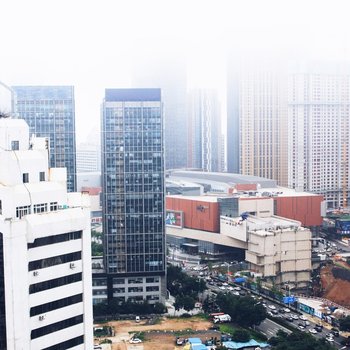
288, 63, 350, 208
187, 89, 222, 172
101, 88, 166, 304
246, 217, 312, 288
13, 86, 77, 192
0, 118, 92, 349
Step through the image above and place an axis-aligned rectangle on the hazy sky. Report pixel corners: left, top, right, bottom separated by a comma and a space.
1, 0, 350, 142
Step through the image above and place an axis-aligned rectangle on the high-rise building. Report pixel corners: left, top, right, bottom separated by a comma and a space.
131, 56, 188, 170
227, 62, 288, 185
0, 118, 92, 349
12, 86, 77, 192
101, 88, 166, 303
288, 62, 350, 208
187, 89, 222, 172
227, 58, 350, 208
77, 142, 101, 173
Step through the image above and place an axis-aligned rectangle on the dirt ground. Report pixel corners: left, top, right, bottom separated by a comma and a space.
321, 265, 350, 307
96, 316, 216, 350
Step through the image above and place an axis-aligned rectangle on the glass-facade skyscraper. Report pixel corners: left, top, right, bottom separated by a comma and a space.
101, 88, 166, 303
12, 86, 77, 192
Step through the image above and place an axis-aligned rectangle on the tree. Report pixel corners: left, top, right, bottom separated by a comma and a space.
340, 315, 350, 331
268, 330, 335, 350
232, 329, 250, 342
215, 293, 267, 328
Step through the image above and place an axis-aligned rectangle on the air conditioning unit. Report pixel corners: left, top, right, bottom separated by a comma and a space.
33, 271, 39, 276
69, 262, 76, 269
38, 315, 45, 321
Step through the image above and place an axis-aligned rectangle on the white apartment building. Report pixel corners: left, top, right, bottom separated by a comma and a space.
246, 216, 312, 288
0, 118, 93, 349
288, 66, 350, 208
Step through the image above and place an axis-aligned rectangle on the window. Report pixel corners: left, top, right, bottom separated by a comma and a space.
33, 203, 47, 214
16, 205, 31, 219
23, 173, 29, 183
39, 172, 45, 181
11, 141, 19, 150
50, 202, 58, 211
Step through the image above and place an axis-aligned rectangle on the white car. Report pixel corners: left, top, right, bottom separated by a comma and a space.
227, 286, 234, 291
129, 338, 142, 344
268, 305, 276, 310
283, 308, 291, 313
309, 328, 317, 334
291, 314, 299, 320
219, 286, 226, 290
299, 315, 307, 321
233, 291, 240, 296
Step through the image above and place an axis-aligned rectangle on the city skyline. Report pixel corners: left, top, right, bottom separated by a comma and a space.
1, 0, 350, 143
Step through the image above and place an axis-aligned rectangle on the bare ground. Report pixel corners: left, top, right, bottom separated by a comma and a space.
95, 316, 216, 350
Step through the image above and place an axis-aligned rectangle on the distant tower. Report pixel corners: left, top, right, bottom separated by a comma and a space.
101, 88, 166, 303
227, 58, 288, 185
288, 62, 350, 208
12, 86, 77, 192
131, 56, 188, 170
0, 118, 93, 349
187, 89, 221, 172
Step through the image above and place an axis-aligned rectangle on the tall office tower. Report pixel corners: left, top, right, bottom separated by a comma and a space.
288, 63, 350, 208
0, 118, 92, 349
227, 60, 288, 186
12, 86, 77, 192
77, 143, 101, 173
101, 88, 166, 303
131, 56, 188, 170
187, 89, 222, 172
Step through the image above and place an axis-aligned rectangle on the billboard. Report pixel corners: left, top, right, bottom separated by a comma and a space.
166, 210, 183, 228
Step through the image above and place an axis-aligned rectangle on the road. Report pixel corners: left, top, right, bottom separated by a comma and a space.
257, 318, 291, 338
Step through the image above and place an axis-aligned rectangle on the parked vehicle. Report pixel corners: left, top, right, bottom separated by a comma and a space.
213, 314, 232, 323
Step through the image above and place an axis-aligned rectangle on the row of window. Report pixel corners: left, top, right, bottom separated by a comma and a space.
29, 273, 82, 294
28, 231, 82, 249
16, 202, 58, 219
28, 251, 81, 271
31, 314, 83, 340
42, 335, 84, 350
30, 294, 83, 317
22, 171, 45, 183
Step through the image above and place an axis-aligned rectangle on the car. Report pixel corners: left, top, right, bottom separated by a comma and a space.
130, 338, 142, 344
271, 309, 278, 315
315, 325, 323, 332
227, 286, 234, 291
298, 325, 305, 331
309, 328, 317, 334
291, 314, 299, 320
233, 291, 240, 296
267, 311, 274, 317
176, 337, 185, 345
239, 291, 246, 296
268, 304, 276, 310
286, 316, 294, 322
219, 286, 226, 290
233, 286, 241, 291
331, 328, 340, 337
222, 282, 228, 286
299, 315, 307, 321
283, 308, 291, 313
325, 335, 334, 343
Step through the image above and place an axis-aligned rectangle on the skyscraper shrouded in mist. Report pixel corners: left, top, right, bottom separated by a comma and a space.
288, 62, 350, 208
227, 57, 350, 208
131, 56, 188, 170
187, 88, 222, 172
101, 88, 166, 303
12, 86, 77, 192
0, 118, 93, 349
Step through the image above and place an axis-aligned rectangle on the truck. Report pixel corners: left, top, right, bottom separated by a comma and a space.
213, 314, 231, 323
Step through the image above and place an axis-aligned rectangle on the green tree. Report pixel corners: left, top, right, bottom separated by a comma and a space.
232, 329, 250, 342
91, 241, 103, 256
215, 293, 266, 328
340, 315, 350, 331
